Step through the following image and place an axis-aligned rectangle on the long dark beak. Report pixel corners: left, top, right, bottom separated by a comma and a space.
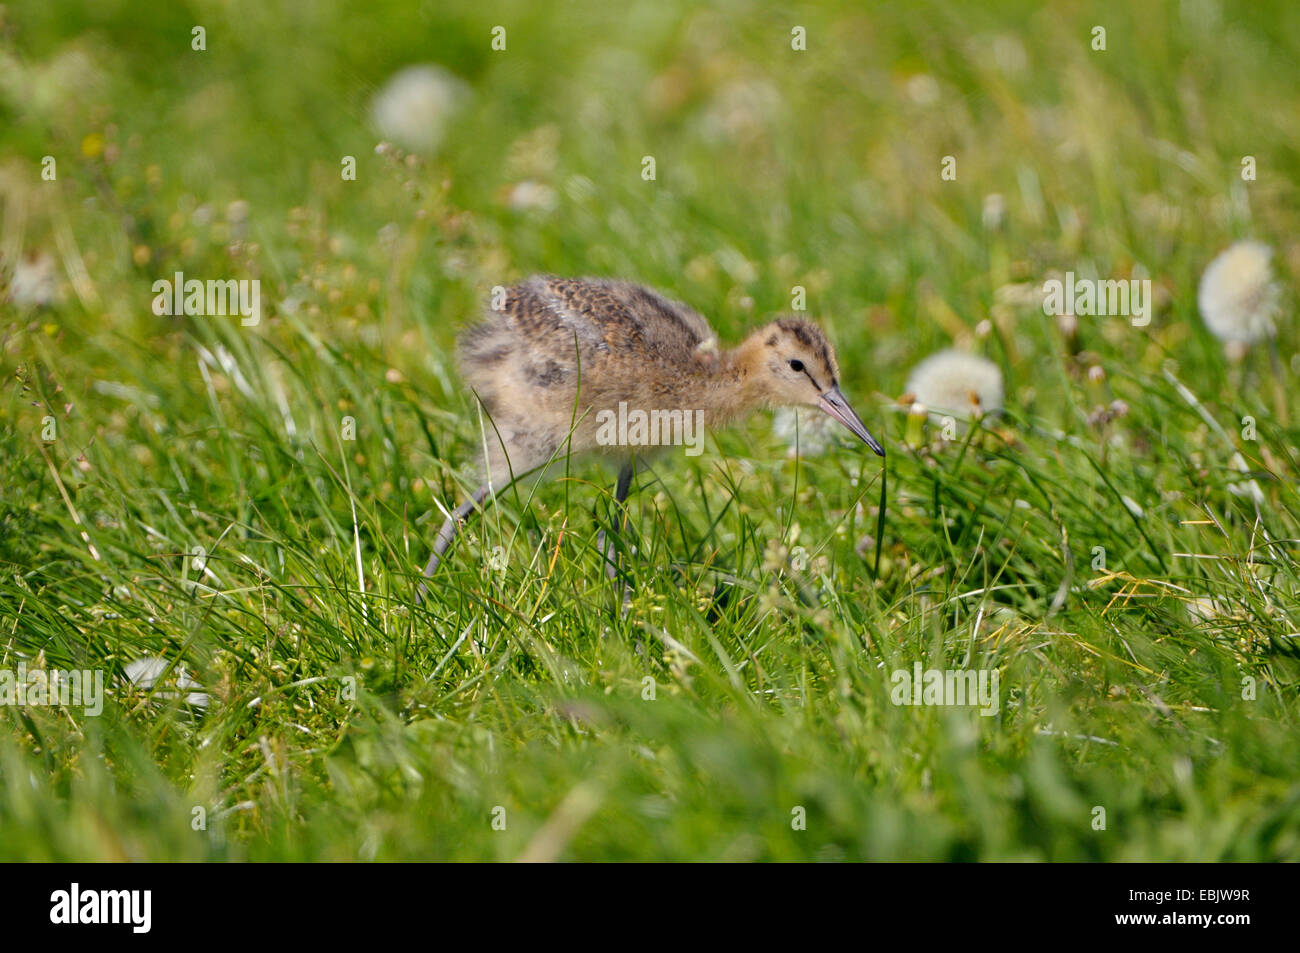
818, 386, 885, 457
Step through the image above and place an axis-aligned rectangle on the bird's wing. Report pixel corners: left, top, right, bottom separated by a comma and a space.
458, 277, 718, 414
514, 276, 714, 361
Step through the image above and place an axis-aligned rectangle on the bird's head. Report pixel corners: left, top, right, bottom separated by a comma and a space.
739, 317, 884, 456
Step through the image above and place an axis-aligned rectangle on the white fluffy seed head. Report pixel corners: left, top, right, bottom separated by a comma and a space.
905, 349, 1004, 418
1197, 240, 1280, 345
772, 407, 836, 458
370, 65, 468, 154
124, 656, 209, 707
7, 252, 59, 308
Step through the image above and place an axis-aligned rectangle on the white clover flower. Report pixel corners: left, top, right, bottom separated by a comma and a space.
981, 193, 1005, 230
124, 656, 209, 708
370, 65, 469, 154
904, 349, 1004, 419
772, 407, 837, 458
905, 74, 940, 105
6, 252, 58, 308
1227, 452, 1266, 506
699, 79, 783, 143
1186, 596, 1224, 624
504, 180, 558, 213
1198, 240, 1280, 347
990, 34, 1028, 75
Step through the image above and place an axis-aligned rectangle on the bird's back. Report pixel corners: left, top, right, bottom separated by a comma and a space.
455, 276, 719, 480
459, 276, 714, 409
464, 275, 710, 361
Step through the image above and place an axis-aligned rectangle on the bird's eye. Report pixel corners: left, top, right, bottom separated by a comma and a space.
788, 359, 804, 373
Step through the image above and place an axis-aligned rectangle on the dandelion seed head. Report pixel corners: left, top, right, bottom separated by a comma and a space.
370, 65, 468, 154
1198, 240, 1280, 345
904, 349, 1004, 418
772, 407, 837, 458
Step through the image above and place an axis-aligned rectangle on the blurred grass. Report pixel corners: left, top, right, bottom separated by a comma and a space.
1, 0, 1299, 860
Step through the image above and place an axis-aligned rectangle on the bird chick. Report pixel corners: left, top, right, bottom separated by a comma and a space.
421, 276, 883, 583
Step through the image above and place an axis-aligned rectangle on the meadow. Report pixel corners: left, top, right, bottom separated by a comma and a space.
1, 0, 1298, 861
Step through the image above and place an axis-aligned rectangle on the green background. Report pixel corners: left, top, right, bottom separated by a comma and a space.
1, 0, 1298, 860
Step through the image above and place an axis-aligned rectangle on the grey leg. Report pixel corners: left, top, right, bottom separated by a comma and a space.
417, 483, 491, 599
614, 461, 634, 507
598, 462, 635, 579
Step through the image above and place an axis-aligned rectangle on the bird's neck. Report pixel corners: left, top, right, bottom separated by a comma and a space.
706, 332, 771, 423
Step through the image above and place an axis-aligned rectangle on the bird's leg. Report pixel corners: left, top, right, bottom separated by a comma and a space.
416, 483, 492, 600
597, 461, 635, 580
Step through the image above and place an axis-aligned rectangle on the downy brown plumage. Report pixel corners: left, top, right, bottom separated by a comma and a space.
421, 275, 883, 583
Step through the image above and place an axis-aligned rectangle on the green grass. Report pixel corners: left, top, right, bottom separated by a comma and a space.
2, 0, 1299, 861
